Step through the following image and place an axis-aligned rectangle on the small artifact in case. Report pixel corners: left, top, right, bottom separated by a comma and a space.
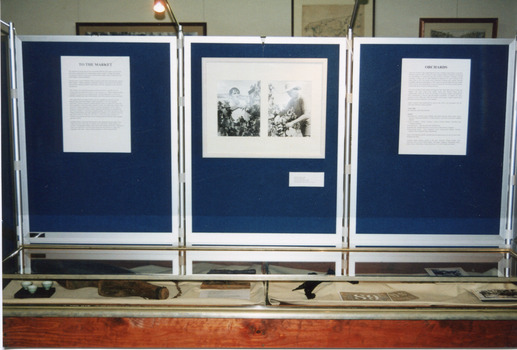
15, 286, 55, 299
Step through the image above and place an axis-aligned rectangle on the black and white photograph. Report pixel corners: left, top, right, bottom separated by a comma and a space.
217, 80, 261, 137
473, 289, 517, 302
202, 57, 327, 158
268, 81, 312, 138
425, 267, 468, 277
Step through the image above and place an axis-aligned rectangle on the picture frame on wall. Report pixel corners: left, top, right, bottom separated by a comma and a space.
292, 0, 374, 37
76, 22, 207, 36
419, 18, 498, 38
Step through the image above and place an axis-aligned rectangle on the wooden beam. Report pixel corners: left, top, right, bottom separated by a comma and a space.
4, 317, 517, 348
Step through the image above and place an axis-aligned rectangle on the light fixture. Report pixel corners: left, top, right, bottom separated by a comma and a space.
153, 0, 166, 14
349, 0, 360, 31
153, 0, 181, 33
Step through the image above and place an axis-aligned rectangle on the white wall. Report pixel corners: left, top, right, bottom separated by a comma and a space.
1, 0, 517, 37
0, 0, 292, 36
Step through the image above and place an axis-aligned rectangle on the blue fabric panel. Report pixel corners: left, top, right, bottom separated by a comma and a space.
356, 43, 509, 235
22, 41, 172, 232
190, 43, 341, 233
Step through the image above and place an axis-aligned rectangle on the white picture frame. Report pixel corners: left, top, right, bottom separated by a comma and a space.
202, 57, 327, 158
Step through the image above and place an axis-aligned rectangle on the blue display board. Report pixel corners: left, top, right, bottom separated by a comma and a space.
350, 38, 515, 247
185, 37, 346, 246
17, 37, 178, 244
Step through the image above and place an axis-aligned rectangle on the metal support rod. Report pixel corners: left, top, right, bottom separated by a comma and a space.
158, 0, 186, 252
3, 21, 25, 273
2, 246, 22, 263
505, 39, 517, 247
344, 26, 354, 258
176, 17, 186, 255
349, 0, 361, 32
162, 0, 182, 36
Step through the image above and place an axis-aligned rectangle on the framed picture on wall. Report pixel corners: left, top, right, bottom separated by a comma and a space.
292, 0, 374, 37
419, 18, 498, 38
76, 22, 207, 36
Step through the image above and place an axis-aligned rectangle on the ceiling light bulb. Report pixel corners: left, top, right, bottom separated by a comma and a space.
153, 0, 166, 14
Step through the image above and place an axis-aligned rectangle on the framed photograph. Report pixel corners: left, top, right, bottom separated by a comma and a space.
202, 57, 327, 158
76, 22, 207, 36
292, 0, 374, 37
419, 18, 498, 38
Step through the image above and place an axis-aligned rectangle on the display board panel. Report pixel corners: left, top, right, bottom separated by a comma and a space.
16, 36, 179, 245
184, 36, 346, 247
350, 38, 516, 248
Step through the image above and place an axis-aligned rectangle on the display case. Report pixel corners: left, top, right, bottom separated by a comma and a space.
2, 26, 517, 348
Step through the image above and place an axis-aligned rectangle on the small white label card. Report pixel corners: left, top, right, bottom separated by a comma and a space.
399, 58, 471, 156
289, 172, 325, 187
